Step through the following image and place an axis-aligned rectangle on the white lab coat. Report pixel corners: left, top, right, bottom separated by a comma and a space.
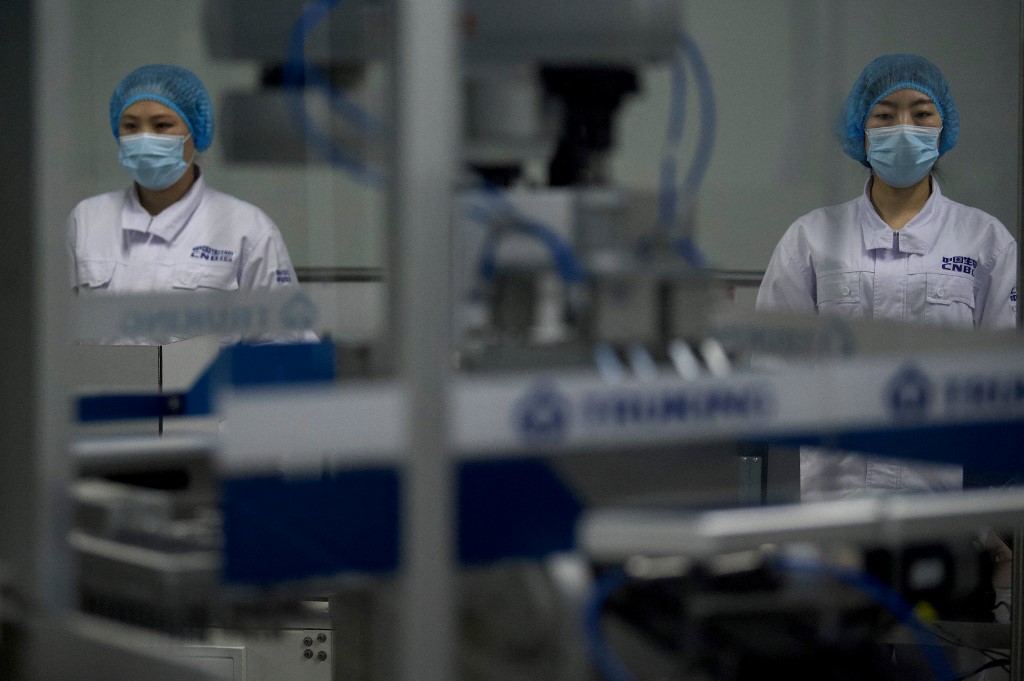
756, 178, 1018, 499
68, 170, 299, 295
67, 170, 313, 345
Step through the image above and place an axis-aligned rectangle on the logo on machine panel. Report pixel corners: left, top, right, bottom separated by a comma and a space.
885, 362, 1024, 422
514, 380, 571, 444
884, 365, 935, 421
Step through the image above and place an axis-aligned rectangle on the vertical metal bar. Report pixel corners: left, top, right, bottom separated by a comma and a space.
34, 0, 75, 615
0, 0, 38, 626
1019, 0, 1023, 331
737, 455, 764, 505
158, 347, 164, 435
390, 0, 459, 679
1, 0, 74, 675
737, 444, 770, 505
1012, 528, 1023, 681
1013, 5, 1023, 681
0, 0, 74, 620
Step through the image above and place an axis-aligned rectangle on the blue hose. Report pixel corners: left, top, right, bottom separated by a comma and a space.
284, 0, 583, 278
283, 0, 384, 184
774, 556, 958, 681
657, 41, 688, 230
678, 34, 716, 213
655, 33, 716, 268
584, 558, 958, 681
584, 568, 640, 681
470, 183, 586, 285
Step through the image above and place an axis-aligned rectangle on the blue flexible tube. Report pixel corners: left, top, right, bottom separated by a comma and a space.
774, 556, 958, 681
283, 0, 384, 184
470, 209, 585, 285
282, 92, 384, 186
657, 42, 688, 230
584, 558, 958, 681
583, 568, 639, 681
283, 0, 581, 275
656, 34, 717, 268
679, 34, 716, 211
470, 183, 586, 285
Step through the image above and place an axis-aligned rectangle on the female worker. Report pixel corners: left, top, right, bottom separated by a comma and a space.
756, 54, 1018, 500
67, 64, 301, 299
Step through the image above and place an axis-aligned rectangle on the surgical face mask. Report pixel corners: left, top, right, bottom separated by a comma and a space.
866, 124, 941, 189
118, 132, 194, 191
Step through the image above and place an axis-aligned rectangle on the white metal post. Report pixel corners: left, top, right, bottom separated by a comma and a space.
391, 0, 460, 680
33, 0, 76, 616
1012, 5, 1023, 680
0, 0, 74, 620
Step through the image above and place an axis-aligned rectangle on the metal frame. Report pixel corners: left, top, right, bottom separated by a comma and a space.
1012, 5, 1023, 678
390, 1, 460, 680
0, 0, 75, 625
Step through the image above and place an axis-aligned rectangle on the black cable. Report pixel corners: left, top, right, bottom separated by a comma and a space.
951, 658, 1010, 681
931, 622, 1011, 664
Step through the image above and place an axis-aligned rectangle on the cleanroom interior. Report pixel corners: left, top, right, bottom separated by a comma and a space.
3, 1, 1023, 680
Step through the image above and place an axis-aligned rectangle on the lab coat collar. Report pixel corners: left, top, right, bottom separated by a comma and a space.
121, 168, 206, 243
858, 176, 944, 255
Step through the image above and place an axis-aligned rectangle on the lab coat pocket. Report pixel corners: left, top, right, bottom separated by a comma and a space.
815, 271, 862, 317
924, 272, 975, 327
76, 260, 116, 292
172, 264, 239, 291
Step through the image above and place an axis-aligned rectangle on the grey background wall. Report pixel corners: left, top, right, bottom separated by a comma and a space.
64, 1, 1020, 278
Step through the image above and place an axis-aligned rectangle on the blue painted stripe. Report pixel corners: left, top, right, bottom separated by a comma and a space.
753, 419, 1024, 477
221, 459, 583, 584
458, 458, 583, 565
221, 467, 401, 583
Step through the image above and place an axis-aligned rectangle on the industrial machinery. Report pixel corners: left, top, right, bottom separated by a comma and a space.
10, 0, 1022, 680
205, 0, 724, 373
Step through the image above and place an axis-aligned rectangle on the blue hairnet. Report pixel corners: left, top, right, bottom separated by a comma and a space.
839, 54, 959, 166
110, 65, 214, 152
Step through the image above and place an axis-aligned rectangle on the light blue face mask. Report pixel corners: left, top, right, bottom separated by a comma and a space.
118, 132, 194, 190
866, 124, 941, 189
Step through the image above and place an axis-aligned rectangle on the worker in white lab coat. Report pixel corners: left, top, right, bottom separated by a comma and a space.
67, 64, 301, 298
66, 64, 314, 346
757, 54, 1018, 501
758, 53, 1018, 642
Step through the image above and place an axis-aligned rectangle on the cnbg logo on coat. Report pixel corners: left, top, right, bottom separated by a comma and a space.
940, 255, 977, 276
191, 245, 234, 263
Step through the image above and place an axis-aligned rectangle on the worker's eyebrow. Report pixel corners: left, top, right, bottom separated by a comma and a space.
873, 97, 936, 109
